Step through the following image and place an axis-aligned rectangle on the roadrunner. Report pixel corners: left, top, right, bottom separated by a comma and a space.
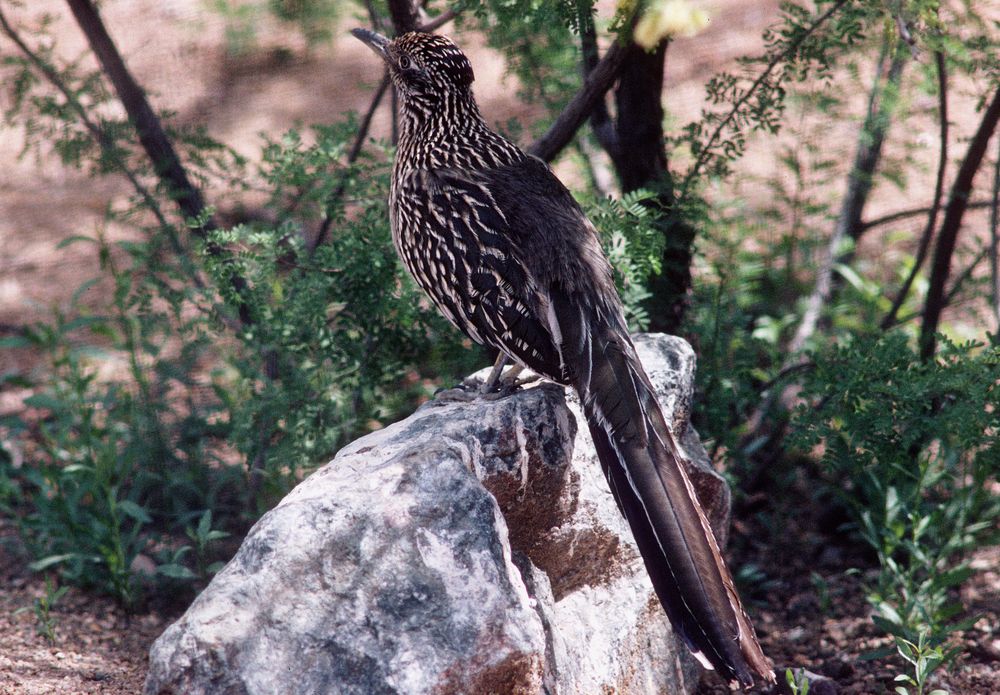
352, 28, 774, 688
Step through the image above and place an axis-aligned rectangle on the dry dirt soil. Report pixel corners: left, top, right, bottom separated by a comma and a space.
1, 0, 998, 694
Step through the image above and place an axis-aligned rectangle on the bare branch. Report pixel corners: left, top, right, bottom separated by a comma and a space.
577, 6, 617, 157
65, 0, 212, 234
919, 84, 1000, 359
310, 70, 391, 254
529, 41, 628, 163
787, 45, 906, 355
859, 202, 995, 232
64, 0, 262, 330
418, 8, 457, 33
882, 51, 948, 330
944, 247, 990, 308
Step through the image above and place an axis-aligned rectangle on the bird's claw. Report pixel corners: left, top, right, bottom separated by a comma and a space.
430, 371, 538, 405
431, 383, 479, 403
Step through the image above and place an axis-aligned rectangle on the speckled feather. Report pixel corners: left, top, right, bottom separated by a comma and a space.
354, 29, 775, 689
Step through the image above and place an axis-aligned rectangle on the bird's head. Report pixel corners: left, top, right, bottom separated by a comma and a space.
351, 29, 475, 108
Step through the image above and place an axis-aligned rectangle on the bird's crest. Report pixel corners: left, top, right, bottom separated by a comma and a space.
391, 32, 475, 89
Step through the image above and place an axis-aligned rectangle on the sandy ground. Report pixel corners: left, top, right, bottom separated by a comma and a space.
0, 518, 162, 695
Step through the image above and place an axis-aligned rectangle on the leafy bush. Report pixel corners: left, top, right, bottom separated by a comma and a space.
0, 108, 476, 603
791, 333, 1000, 686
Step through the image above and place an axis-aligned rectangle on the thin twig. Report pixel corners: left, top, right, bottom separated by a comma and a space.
309, 70, 391, 254
859, 201, 994, 232
882, 51, 948, 330
944, 247, 989, 308
681, 0, 849, 193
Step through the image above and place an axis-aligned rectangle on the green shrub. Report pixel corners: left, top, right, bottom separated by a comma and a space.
792, 333, 1000, 686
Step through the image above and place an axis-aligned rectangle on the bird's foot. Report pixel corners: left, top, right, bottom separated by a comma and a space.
494, 372, 540, 396
430, 369, 539, 405
431, 382, 480, 404
474, 369, 540, 400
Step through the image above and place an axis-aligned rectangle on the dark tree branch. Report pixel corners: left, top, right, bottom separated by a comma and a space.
64, 0, 264, 329
860, 201, 993, 232
577, 6, 617, 156
609, 38, 696, 334
386, 0, 419, 35
882, 51, 948, 330
919, 85, 1000, 359
611, 42, 668, 192
528, 42, 628, 163
418, 8, 457, 33
65, 0, 210, 232
990, 134, 1000, 329
944, 246, 989, 308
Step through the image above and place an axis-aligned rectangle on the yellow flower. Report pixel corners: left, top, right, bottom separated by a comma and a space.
634, 0, 710, 49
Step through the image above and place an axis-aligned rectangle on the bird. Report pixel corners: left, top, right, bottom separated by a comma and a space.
352, 28, 775, 689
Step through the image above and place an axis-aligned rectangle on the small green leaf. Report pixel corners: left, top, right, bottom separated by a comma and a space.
22, 393, 67, 412
117, 500, 152, 524
859, 646, 896, 660
56, 234, 97, 249
197, 509, 213, 538
29, 553, 85, 571
156, 563, 196, 580
0, 335, 32, 349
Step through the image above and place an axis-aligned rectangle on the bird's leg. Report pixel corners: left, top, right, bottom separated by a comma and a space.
433, 354, 509, 403
477, 356, 538, 399
434, 355, 531, 404
479, 353, 511, 393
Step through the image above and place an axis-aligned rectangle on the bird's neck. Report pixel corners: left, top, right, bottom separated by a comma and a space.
396, 91, 522, 170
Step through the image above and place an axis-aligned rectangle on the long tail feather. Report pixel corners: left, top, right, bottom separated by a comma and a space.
565, 305, 774, 688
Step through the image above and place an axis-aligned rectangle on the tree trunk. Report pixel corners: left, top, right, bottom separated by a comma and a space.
919, 85, 1000, 358
609, 42, 694, 334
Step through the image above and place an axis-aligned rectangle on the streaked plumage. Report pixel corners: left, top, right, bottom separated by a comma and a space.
352, 28, 775, 689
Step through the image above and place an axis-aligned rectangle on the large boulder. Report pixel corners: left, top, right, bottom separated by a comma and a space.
145, 334, 731, 695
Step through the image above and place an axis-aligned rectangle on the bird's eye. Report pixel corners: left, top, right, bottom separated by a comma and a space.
398, 55, 412, 70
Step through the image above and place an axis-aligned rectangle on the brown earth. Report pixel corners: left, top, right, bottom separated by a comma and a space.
3, 498, 998, 694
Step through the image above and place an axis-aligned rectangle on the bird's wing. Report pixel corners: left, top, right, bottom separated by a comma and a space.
394, 166, 566, 379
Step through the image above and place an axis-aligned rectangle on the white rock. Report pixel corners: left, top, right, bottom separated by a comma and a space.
145, 334, 729, 695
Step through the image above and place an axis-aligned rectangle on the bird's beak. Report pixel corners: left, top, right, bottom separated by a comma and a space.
351, 28, 391, 60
